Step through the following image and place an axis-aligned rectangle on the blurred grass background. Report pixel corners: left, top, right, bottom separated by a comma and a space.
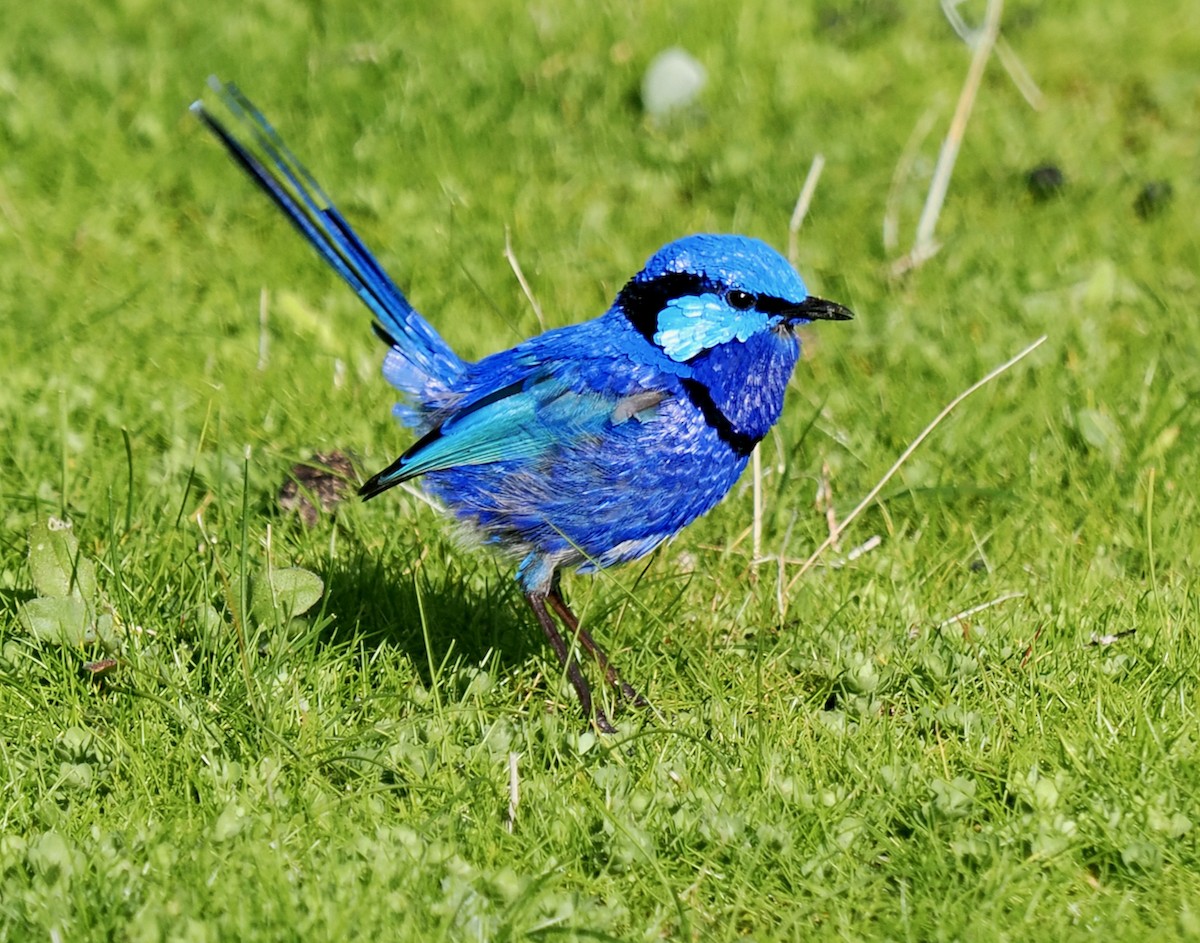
1, 0, 1198, 939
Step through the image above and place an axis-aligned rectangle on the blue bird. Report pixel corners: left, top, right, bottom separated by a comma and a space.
193, 79, 852, 731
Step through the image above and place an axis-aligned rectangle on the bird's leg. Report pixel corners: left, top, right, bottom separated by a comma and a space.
546, 588, 647, 708
526, 592, 615, 733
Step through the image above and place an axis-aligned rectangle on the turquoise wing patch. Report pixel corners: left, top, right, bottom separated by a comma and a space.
377, 378, 664, 486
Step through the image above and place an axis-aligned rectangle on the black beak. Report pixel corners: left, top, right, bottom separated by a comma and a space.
788, 295, 854, 323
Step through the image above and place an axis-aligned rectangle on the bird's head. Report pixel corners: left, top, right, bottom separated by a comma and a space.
617, 234, 852, 363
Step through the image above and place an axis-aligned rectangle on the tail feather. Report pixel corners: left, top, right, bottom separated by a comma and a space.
192, 78, 466, 398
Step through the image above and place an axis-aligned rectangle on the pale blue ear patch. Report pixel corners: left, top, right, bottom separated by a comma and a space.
653, 292, 772, 362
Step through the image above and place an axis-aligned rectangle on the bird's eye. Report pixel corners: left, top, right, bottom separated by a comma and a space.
727, 289, 756, 310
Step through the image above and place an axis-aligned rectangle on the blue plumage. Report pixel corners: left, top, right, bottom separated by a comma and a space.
194, 79, 852, 730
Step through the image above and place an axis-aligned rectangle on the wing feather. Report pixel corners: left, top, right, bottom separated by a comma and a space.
360, 376, 667, 499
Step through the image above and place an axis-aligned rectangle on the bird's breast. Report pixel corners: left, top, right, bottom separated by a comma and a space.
679, 330, 800, 452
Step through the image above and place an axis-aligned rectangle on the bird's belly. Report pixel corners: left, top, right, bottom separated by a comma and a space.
420, 405, 748, 570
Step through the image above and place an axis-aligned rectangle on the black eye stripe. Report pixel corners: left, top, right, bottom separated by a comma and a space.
754, 294, 795, 315
619, 273, 803, 342
617, 271, 713, 341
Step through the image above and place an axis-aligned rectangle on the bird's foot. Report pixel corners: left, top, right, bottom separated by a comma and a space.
617, 680, 649, 710
593, 707, 617, 735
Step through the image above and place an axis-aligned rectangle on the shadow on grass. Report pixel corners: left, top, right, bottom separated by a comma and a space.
314, 545, 545, 686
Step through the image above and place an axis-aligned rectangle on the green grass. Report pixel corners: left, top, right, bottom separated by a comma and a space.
2, 0, 1199, 939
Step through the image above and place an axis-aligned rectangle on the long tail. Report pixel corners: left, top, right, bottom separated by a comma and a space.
191, 78, 466, 410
